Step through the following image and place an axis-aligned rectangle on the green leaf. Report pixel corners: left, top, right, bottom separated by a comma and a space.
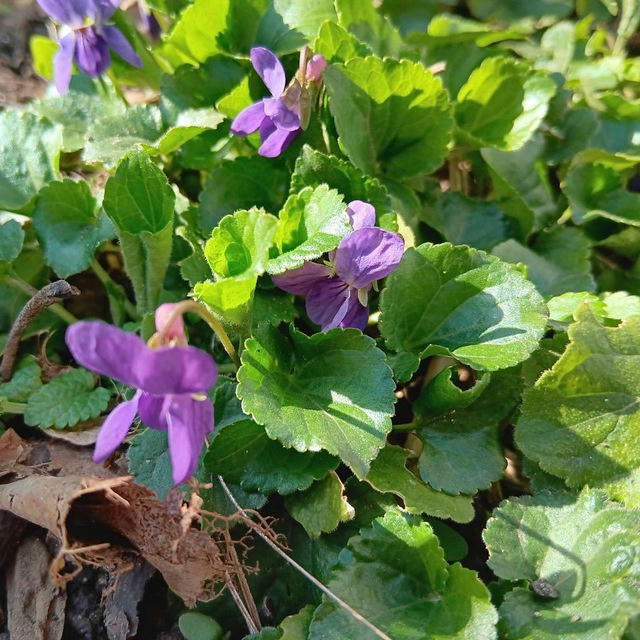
253, 0, 338, 54
83, 104, 223, 167
290, 146, 394, 225
160, 0, 230, 67
492, 227, 595, 298
308, 509, 497, 640
365, 445, 475, 523
30, 34, 57, 80
203, 208, 277, 280
419, 191, 509, 251
379, 243, 548, 371
0, 110, 62, 212
414, 366, 491, 418
455, 57, 555, 150
199, 156, 288, 232
324, 56, 453, 178
0, 220, 25, 265
286, 471, 354, 537
35, 75, 124, 152
128, 428, 176, 500
204, 418, 338, 495
564, 151, 640, 227
178, 612, 224, 640
335, 0, 404, 57
83, 105, 164, 167
469, 0, 573, 26
416, 366, 522, 494
279, 605, 314, 639
161, 56, 245, 112
32, 179, 115, 278
193, 208, 278, 326
237, 324, 395, 478
483, 489, 640, 640
143, 109, 225, 156
0, 359, 41, 402
24, 369, 110, 429
252, 288, 299, 329
314, 20, 372, 63
547, 292, 603, 325
103, 151, 176, 314
266, 185, 350, 275
482, 134, 557, 237
516, 305, 640, 506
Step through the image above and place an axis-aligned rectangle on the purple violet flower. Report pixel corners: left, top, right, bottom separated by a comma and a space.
231, 47, 326, 158
65, 307, 217, 484
37, 0, 142, 93
272, 201, 404, 331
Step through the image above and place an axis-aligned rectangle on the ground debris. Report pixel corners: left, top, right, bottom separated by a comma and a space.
0, 429, 230, 605
6, 536, 66, 640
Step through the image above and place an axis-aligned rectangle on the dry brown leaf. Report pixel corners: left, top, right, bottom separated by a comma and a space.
42, 423, 102, 446
0, 429, 231, 605
6, 536, 66, 640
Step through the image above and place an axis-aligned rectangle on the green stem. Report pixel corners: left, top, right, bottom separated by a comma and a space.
392, 422, 417, 432
0, 400, 26, 414
4, 276, 78, 324
217, 363, 237, 374
91, 260, 138, 319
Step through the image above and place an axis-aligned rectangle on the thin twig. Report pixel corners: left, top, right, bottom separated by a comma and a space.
217, 476, 393, 640
4, 276, 78, 324
1, 280, 80, 382
224, 570, 259, 634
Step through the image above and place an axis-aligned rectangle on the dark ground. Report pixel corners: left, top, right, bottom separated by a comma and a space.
0, 0, 47, 105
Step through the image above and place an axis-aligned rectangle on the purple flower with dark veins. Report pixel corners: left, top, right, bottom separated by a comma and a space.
273, 201, 404, 331
65, 304, 217, 484
231, 47, 327, 158
37, 0, 142, 93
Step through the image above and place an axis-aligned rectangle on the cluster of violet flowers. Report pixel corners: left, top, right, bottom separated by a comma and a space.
37, 0, 142, 93
273, 201, 405, 330
67, 203, 403, 484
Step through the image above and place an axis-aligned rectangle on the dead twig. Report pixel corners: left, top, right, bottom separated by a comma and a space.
0, 280, 80, 382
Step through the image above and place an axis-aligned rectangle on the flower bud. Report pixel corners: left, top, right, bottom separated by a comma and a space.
306, 54, 327, 83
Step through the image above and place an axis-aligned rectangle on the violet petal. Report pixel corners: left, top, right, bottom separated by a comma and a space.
339, 294, 369, 330
93, 391, 140, 462
102, 25, 142, 68
166, 395, 213, 484
88, 0, 119, 22
272, 261, 332, 296
263, 98, 300, 131
66, 321, 147, 389
259, 125, 300, 157
231, 101, 266, 136
37, 0, 88, 26
346, 200, 376, 230
53, 33, 76, 94
74, 26, 111, 76
137, 345, 217, 395
306, 277, 351, 331
138, 392, 168, 431
334, 227, 405, 289
250, 46, 285, 97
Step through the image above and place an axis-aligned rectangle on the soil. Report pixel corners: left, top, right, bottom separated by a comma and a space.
0, 0, 47, 105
